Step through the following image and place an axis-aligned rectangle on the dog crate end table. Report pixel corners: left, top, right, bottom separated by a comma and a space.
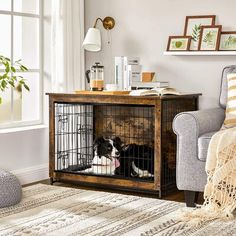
47, 92, 201, 197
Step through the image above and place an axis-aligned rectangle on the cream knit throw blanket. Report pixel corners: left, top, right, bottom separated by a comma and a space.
183, 126, 236, 223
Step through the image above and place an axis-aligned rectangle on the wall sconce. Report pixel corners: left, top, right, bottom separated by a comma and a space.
83, 16, 115, 52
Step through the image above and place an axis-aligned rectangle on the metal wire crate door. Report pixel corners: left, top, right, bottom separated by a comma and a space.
55, 103, 93, 172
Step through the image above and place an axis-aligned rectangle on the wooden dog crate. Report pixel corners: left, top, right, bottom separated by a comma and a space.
47, 92, 200, 197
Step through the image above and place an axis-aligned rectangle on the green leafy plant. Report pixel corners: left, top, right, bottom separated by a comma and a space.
0, 55, 29, 104
203, 31, 214, 46
192, 24, 201, 42
225, 35, 236, 47
175, 41, 183, 48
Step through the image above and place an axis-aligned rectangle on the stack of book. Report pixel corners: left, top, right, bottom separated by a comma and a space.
115, 56, 169, 90
115, 56, 141, 90
131, 81, 169, 90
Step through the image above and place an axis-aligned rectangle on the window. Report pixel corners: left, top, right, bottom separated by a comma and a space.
0, 0, 43, 128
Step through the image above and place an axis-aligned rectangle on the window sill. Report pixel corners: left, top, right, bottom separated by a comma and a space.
0, 124, 48, 134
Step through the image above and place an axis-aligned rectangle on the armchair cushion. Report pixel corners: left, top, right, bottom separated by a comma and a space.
198, 131, 216, 161
219, 65, 236, 109
222, 73, 236, 128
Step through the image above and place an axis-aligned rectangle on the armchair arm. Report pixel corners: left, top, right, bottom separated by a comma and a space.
172, 108, 225, 192
173, 108, 225, 137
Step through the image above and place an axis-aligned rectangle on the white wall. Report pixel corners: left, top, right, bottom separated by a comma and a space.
0, 1, 52, 185
85, 0, 236, 109
0, 128, 48, 184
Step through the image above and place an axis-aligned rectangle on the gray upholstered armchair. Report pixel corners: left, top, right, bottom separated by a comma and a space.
173, 65, 236, 207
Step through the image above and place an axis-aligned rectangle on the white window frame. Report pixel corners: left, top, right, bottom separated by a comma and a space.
0, 0, 43, 129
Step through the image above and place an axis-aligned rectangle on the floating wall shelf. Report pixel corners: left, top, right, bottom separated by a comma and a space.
163, 51, 236, 56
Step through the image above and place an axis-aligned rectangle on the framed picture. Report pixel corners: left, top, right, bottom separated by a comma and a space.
219, 31, 236, 51
184, 15, 216, 50
198, 25, 221, 51
167, 36, 191, 51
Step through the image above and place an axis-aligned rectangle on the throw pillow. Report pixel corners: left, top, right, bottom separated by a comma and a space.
223, 73, 236, 128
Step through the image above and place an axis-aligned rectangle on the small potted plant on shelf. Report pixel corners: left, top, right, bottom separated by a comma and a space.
0, 55, 29, 104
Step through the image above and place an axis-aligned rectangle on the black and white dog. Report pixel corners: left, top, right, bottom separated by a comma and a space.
113, 138, 154, 178
87, 136, 153, 178
87, 137, 121, 175
127, 144, 154, 178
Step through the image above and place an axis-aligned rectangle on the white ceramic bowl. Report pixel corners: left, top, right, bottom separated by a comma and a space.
105, 84, 119, 91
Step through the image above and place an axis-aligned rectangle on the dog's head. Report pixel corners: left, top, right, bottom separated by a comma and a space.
93, 137, 122, 170
93, 136, 122, 158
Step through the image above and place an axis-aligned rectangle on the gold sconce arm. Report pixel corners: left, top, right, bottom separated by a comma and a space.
93, 18, 103, 28
93, 16, 115, 30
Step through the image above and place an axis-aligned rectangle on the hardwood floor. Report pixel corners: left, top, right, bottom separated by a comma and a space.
24, 179, 204, 205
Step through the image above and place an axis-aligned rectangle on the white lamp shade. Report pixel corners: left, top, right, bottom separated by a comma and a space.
82, 28, 101, 52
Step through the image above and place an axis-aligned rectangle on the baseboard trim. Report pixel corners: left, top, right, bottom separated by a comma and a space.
11, 163, 49, 185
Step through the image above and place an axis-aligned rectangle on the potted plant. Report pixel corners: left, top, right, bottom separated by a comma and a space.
0, 55, 29, 104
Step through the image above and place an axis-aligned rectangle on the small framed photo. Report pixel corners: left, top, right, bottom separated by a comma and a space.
184, 15, 216, 50
219, 31, 236, 51
167, 36, 191, 51
198, 25, 222, 51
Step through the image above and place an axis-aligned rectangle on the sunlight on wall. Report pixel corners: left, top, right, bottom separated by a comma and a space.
0, 0, 40, 124
0, 89, 22, 123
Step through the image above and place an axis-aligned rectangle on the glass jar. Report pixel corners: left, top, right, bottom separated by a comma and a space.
86, 62, 104, 91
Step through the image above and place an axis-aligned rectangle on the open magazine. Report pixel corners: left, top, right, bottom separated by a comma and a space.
129, 87, 180, 96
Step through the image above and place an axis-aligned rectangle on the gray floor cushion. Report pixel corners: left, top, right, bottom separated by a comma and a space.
0, 169, 22, 208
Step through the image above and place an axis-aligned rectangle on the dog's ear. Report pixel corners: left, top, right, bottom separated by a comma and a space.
113, 137, 122, 145
94, 136, 105, 147
113, 137, 124, 150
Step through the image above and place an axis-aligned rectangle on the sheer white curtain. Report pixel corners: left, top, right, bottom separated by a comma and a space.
51, 0, 85, 92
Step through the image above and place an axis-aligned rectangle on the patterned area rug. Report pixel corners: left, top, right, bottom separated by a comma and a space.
0, 184, 235, 236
